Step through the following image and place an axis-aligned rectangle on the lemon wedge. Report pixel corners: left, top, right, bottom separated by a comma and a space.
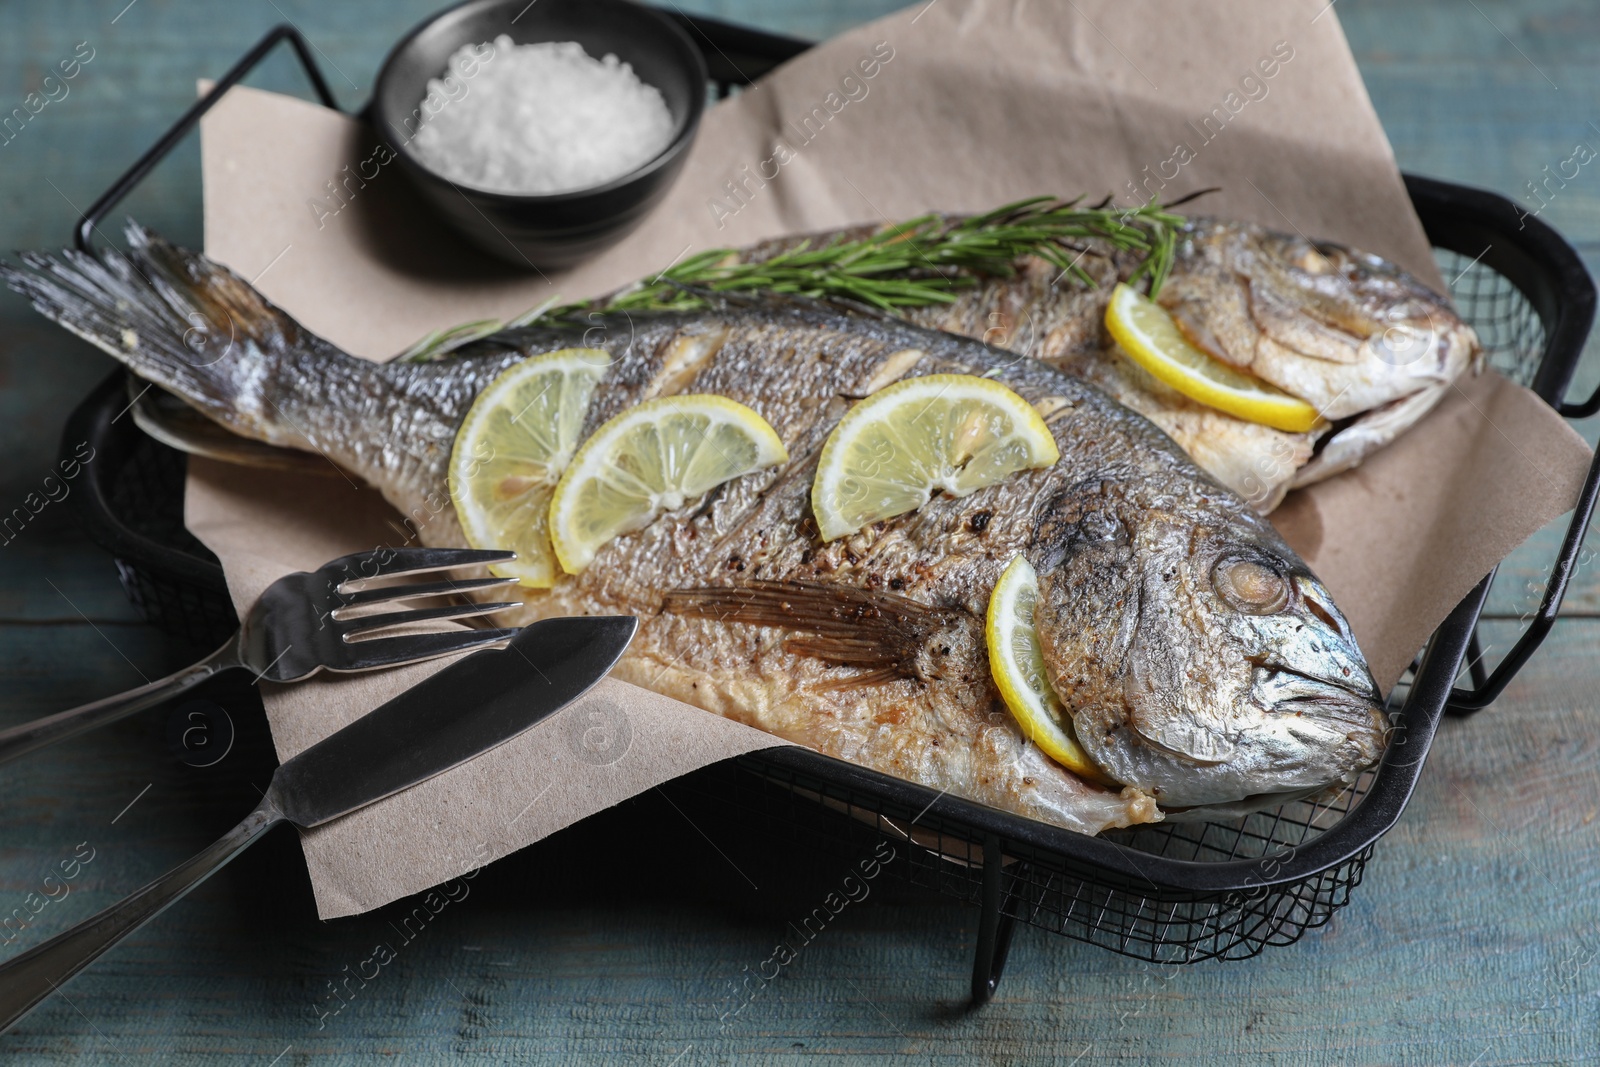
449, 349, 611, 588
1105, 283, 1325, 433
811, 374, 1060, 543
548, 395, 788, 574
986, 554, 1109, 782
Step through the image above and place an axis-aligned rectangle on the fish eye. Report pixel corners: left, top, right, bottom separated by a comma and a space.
1211, 555, 1289, 615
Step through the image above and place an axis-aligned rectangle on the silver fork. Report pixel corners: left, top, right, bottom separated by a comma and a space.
0, 546, 523, 765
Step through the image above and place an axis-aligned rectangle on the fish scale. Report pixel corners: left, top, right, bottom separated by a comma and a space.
3, 223, 1391, 837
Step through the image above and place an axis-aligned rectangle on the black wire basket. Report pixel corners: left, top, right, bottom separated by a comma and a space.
55, 16, 1600, 1004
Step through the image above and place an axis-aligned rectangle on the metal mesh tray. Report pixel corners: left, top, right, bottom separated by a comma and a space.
53, 19, 1600, 1003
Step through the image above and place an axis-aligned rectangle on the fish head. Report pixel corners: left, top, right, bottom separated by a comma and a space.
1158, 220, 1480, 421
1030, 484, 1387, 808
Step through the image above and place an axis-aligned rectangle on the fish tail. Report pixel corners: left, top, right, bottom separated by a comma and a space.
2, 221, 351, 444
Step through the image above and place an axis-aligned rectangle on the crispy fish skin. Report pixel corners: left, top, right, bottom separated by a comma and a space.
735, 216, 1481, 512
4, 226, 1390, 833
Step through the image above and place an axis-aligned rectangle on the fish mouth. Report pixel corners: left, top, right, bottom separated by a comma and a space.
1221, 659, 1386, 811
1260, 579, 1388, 729
1256, 663, 1387, 754
1257, 662, 1380, 718
1248, 574, 1388, 777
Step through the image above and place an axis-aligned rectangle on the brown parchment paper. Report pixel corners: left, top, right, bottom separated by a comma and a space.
188, 0, 1592, 919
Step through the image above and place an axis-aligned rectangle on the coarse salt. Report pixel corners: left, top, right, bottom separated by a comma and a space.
410, 35, 675, 196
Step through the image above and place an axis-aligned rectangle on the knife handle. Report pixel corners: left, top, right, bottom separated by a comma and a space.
0, 633, 240, 766
0, 799, 282, 1034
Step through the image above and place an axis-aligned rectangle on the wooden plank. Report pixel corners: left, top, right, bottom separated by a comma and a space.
3, 0, 1600, 1063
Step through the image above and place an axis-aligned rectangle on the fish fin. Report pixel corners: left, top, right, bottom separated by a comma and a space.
2, 221, 352, 437
1125, 719, 1232, 766
810, 666, 907, 691
130, 381, 344, 476
662, 580, 959, 681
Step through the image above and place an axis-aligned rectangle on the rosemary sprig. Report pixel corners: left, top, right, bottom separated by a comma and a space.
546, 196, 1186, 320
401, 197, 1188, 361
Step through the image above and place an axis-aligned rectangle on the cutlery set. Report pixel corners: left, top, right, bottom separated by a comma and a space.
0, 546, 635, 1031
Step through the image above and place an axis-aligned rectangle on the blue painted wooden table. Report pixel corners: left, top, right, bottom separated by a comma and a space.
2, 1, 1598, 1062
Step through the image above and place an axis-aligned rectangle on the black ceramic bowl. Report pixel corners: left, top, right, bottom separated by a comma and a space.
373, 0, 707, 270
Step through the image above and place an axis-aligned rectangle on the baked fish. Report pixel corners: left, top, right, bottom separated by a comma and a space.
5, 227, 1389, 835
727, 216, 1481, 511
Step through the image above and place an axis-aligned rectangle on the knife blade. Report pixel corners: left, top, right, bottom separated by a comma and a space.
0, 614, 637, 1034
275, 614, 636, 826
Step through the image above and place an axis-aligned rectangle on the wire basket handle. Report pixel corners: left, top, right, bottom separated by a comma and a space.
1403, 176, 1600, 713
74, 24, 338, 255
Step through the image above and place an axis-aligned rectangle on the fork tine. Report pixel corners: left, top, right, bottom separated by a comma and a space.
331, 627, 521, 673
342, 602, 521, 639
325, 547, 517, 589
338, 575, 521, 609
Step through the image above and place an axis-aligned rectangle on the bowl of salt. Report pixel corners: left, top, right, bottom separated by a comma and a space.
373, 0, 708, 269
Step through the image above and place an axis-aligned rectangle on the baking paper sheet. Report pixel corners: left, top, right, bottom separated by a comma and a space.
187, 0, 1592, 918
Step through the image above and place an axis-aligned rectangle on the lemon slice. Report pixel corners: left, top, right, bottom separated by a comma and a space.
449, 349, 610, 587
986, 554, 1109, 782
811, 374, 1060, 543
1105, 283, 1325, 433
549, 395, 788, 574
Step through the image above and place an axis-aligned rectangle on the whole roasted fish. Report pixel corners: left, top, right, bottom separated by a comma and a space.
5, 227, 1389, 835
729, 216, 1481, 511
